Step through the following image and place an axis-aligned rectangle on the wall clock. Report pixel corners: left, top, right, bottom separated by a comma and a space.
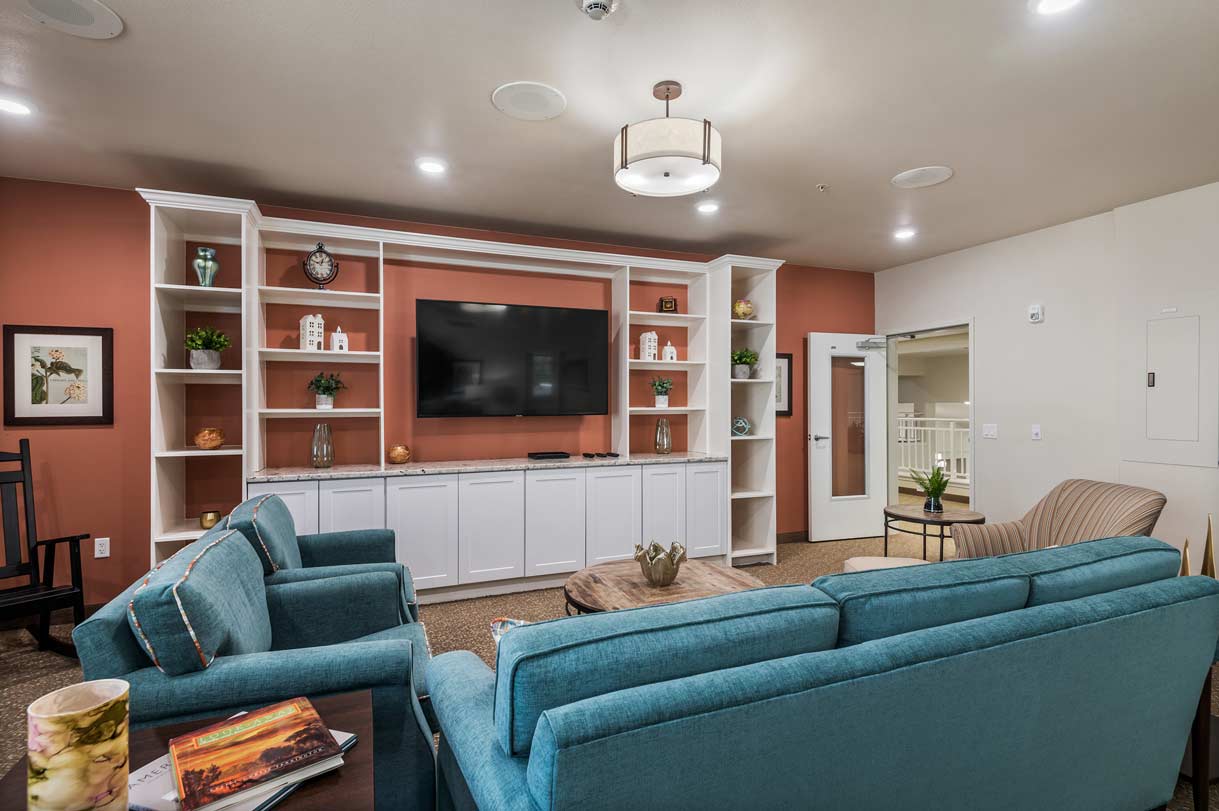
303, 242, 339, 289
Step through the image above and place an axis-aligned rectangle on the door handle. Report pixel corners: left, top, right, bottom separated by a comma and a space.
812, 434, 830, 441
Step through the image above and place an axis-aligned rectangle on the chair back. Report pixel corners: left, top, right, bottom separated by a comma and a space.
0, 438, 38, 585
1023, 479, 1166, 550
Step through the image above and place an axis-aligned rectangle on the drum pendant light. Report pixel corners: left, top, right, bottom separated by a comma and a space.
613, 81, 722, 197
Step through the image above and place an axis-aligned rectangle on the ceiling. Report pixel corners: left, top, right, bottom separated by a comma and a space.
1, 1, 1217, 271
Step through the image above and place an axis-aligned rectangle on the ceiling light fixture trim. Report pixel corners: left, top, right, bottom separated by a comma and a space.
22, 0, 123, 39
613, 81, 722, 198
491, 81, 567, 121
891, 166, 954, 189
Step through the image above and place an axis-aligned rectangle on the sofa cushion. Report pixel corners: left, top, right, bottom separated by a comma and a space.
813, 557, 1029, 646
126, 527, 271, 675
1000, 536, 1181, 606
227, 494, 303, 575
493, 584, 839, 757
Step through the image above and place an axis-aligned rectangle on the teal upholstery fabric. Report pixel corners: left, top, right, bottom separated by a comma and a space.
126, 528, 271, 675
813, 556, 1029, 645
226, 494, 303, 574
74, 577, 153, 681
350, 622, 431, 697
298, 529, 396, 567
492, 585, 839, 756
266, 571, 403, 650
998, 535, 1181, 606
266, 561, 417, 622
522, 577, 1219, 811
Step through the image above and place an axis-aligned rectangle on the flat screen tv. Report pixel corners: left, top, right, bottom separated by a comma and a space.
415, 300, 609, 418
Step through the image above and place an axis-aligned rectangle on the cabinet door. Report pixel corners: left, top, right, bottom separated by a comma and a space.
246, 480, 319, 535
642, 464, 686, 547
459, 471, 525, 584
318, 477, 386, 533
387, 475, 460, 589
525, 469, 586, 576
585, 466, 642, 564
686, 462, 728, 558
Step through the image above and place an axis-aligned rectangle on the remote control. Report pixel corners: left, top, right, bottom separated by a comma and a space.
582, 452, 595, 459
607, 452, 620, 458
595, 453, 607, 458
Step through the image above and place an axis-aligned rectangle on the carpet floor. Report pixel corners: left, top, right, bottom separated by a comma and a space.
1, 535, 1214, 808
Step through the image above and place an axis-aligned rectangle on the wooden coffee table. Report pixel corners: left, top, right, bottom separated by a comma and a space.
564, 559, 765, 614
883, 504, 985, 561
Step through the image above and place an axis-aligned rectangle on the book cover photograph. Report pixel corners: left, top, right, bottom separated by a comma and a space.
168, 698, 341, 811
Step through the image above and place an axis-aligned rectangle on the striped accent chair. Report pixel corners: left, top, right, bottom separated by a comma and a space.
953, 479, 1166, 559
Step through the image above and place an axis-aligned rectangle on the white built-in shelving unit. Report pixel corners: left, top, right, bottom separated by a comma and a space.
142, 189, 782, 566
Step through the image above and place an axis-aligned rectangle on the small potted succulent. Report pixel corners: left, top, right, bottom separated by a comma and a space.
307, 372, 347, 410
911, 466, 951, 513
184, 326, 231, 370
731, 348, 759, 380
650, 377, 674, 408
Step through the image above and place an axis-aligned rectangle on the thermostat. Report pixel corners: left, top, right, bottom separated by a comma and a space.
1028, 304, 1044, 324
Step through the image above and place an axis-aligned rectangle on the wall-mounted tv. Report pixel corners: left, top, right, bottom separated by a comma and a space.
415, 300, 609, 418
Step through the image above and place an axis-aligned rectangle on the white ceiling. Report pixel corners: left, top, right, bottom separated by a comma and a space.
1, 0, 1217, 271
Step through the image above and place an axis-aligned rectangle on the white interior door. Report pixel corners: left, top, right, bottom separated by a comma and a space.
809, 332, 887, 541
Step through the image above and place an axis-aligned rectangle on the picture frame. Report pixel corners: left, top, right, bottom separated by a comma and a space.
775, 352, 793, 417
3, 325, 114, 426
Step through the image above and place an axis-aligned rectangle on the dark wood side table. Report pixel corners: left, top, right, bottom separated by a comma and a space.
883, 505, 985, 561
1182, 667, 1215, 811
564, 559, 765, 614
0, 691, 376, 810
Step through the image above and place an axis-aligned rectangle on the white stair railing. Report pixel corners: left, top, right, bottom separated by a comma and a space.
896, 417, 971, 485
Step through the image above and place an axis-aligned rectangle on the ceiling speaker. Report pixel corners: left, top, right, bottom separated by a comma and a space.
22, 0, 123, 39
891, 165, 954, 189
491, 82, 567, 121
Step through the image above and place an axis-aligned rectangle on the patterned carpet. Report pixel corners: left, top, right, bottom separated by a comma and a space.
1, 535, 1214, 807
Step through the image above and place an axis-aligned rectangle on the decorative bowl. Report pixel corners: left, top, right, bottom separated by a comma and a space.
193, 427, 225, 450
634, 541, 687, 587
387, 444, 412, 464
199, 511, 221, 530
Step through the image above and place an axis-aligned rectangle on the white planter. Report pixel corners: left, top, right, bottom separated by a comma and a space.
732, 364, 752, 380
189, 349, 221, 370
315, 394, 335, 410
654, 394, 669, 408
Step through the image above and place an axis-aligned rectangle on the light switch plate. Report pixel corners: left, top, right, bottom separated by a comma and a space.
982, 424, 999, 439
1031, 424, 1042, 440
94, 537, 110, 558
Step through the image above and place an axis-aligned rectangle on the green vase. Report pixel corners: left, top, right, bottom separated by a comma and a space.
192, 246, 220, 287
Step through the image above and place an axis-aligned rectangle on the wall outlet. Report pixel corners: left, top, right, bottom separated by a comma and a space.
982, 423, 999, 439
94, 537, 110, 558
1031, 424, 1042, 440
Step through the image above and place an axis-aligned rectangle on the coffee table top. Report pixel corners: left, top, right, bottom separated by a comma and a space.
564, 559, 766, 613
884, 504, 986, 526
0, 691, 375, 811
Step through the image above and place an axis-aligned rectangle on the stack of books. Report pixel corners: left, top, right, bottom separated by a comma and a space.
128, 698, 356, 811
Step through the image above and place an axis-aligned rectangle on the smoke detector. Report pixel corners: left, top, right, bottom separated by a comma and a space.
577, 0, 618, 20
21, 0, 123, 39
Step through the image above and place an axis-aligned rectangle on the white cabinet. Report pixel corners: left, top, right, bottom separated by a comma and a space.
318, 477, 386, 533
459, 471, 525, 584
642, 464, 686, 547
525, 469, 586, 576
586, 466, 642, 563
387, 475, 460, 589
685, 461, 728, 558
246, 480, 319, 535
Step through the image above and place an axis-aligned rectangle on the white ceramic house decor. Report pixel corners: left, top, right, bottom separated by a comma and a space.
640, 331, 659, 361
662, 341, 678, 362
300, 314, 325, 351
330, 326, 349, 352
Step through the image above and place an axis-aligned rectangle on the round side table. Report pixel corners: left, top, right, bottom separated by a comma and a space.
882, 505, 985, 561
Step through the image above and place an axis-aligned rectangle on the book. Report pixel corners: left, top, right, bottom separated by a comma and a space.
163, 698, 344, 811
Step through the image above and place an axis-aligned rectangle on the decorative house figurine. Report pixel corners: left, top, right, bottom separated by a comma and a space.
661, 341, 678, 362
639, 331, 659, 361
300, 314, 325, 351
330, 326, 349, 352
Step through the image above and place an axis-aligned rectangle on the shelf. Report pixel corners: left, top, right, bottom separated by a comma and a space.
155, 284, 243, 313
731, 319, 774, 328
259, 408, 381, 418
154, 369, 243, 385
731, 378, 774, 384
731, 489, 775, 500
259, 348, 380, 364
155, 520, 210, 543
730, 545, 776, 560
628, 359, 704, 371
259, 286, 381, 310
628, 406, 705, 415
155, 446, 243, 458
731, 435, 774, 441
627, 311, 706, 327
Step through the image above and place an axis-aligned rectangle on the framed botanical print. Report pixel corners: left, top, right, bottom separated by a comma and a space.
775, 352, 793, 417
4, 325, 114, 426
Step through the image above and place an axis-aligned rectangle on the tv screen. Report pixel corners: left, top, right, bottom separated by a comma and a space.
416, 300, 609, 418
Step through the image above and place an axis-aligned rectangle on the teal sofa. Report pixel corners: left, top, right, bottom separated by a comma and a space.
428, 537, 1218, 811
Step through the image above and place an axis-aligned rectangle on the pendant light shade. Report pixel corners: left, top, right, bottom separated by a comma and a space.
613, 81, 722, 197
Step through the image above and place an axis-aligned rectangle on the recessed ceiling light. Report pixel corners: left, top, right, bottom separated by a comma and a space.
1029, 0, 1083, 14
891, 166, 954, 189
696, 201, 719, 214
0, 98, 33, 116
893, 228, 917, 241
21, 0, 123, 39
491, 82, 567, 121
416, 158, 447, 175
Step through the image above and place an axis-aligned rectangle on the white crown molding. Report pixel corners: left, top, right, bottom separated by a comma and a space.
136, 188, 262, 218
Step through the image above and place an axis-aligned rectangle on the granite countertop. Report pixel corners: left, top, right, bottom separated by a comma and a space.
248, 451, 728, 483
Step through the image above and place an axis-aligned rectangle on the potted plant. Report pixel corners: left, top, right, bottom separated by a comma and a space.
650, 377, 674, 408
731, 348, 759, 380
184, 326, 231, 370
910, 466, 951, 513
307, 372, 347, 410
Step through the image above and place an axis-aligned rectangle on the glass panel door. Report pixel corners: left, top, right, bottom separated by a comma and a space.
830, 356, 868, 497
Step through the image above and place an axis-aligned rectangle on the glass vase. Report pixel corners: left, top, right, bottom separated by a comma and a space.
654, 417, 672, 455
311, 423, 333, 468
192, 246, 219, 287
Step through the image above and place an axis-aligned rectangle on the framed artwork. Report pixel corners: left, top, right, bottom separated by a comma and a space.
4, 325, 114, 426
775, 352, 793, 417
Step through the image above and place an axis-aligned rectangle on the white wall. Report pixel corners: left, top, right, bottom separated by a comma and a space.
876, 182, 1219, 550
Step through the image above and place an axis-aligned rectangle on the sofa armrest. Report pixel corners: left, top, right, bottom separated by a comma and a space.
953, 520, 1027, 559
267, 572, 403, 650
298, 528, 395, 567
266, 562, 417, 622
